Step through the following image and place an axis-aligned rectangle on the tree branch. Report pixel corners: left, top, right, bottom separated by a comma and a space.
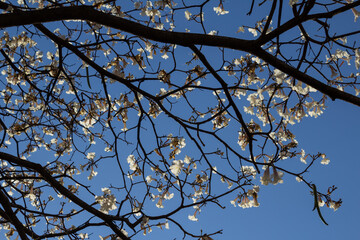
0, 152, 130, 240
0, 3, 360, 106
0, 189, 32, 239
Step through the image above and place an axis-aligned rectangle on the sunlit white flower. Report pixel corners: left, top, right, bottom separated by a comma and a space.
248, 28, 258, 37
188, 214, 198, 221
260, 166, 271, 185
271, 166, 284, 185
289, 0, 298, 6
213, 5, 229, 15
239, 196, 251, 208
161, 52, 169, 59
127, 155, 138, 171
80, 117, 97, 128
156, 198, 164, 208
300, 149, 307, 164
320, 154, 330, 165
241, 166, 257, 178
86, 152, 95, 160
146, 175, 155, 183
184, 155, 192, 164
329, 200, 341, 211
78, 233, 89, 239
104, 147, 112, 152
170, 160, 184, 176
164, 192, 174, 200
247, 93, 262, 106
168, 134, 186, 149
165, 221, 170, 229
247, 188, 260, 207
94, 188, 117, 214
273, 69, 287, 84
305, 101, 325, 118
208, 30, 217, 35
46, 51, 53, 60
328, 49, 351, 65
88, 168, 98, 180
185, 10, 192, 20
238, 132, 249, 151
251, 198, 260, 207
292, 81, 309, 95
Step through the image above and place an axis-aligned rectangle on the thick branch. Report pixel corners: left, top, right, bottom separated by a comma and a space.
0, 4, 253, 50
253, 47, 360, 105
0, 190, 32, 239
0, 3, 359, 107
257, 0, 360, 44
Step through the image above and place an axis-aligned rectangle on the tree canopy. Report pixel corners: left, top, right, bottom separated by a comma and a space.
0, 0, 359, 239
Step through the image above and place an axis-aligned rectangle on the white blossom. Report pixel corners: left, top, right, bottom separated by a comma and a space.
86, 152, 95, 160
320, 154, 330, 165
260, 166, 271, 185
170, 160, 184, 176
300, 149, 307, 164
241, 166, 257, 178
355, 48, 360, 69
95, 188, 117, 214
289, 0, 298, 6
271, 167, 284, 185
146, 175, 155, 183
184, 155, 192, 164
188, 214, 198, 221
208, 30, 217, 35
273, 69, 287, 84
127, 155, 138, 171
78, 233, 88, 239
185, 10, 192, 20
213, 5, 229, 15
329, 201, 341, 211
248, 28, 258, 37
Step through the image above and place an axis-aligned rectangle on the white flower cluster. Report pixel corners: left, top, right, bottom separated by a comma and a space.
170, 160, 184, 177
168, 134, 186, 158
127, 155, 139, 171
230, 186, 260, 209
152, 191, 174, 208
95, 188, 117, 214
241, 166, 257, 179
213, 4, 229, 15
260, 166, 284, 185
326, 49, 351, 65
320, 154, 330, 165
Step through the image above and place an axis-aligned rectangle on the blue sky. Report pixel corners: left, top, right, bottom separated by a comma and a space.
1, 1, 360, 239
140, 99, 360, 239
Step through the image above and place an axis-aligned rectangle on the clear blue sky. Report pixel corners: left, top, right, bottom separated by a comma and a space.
2, 1, 360, 239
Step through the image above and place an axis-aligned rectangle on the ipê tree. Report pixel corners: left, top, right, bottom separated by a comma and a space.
0, 0, 359, 239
